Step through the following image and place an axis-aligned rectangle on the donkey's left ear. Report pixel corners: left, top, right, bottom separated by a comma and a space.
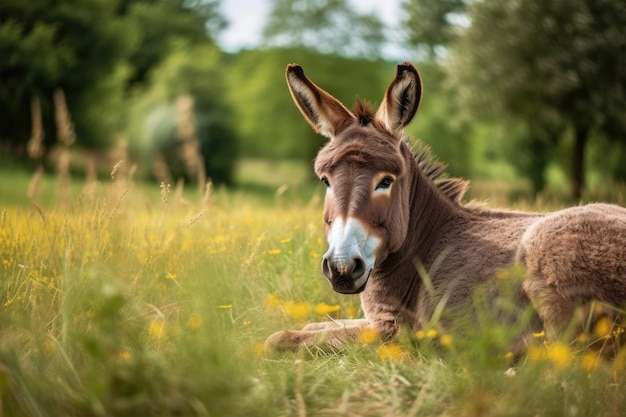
376, 62, 422, 135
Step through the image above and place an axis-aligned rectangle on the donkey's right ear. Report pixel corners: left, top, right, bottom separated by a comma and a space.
286, 64, 355, 139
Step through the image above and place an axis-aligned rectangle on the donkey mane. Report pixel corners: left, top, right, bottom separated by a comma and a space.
412, 144, 469, 204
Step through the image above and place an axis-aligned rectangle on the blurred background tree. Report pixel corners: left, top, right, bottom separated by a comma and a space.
262, 0, 385, 58
0, 0, 236, 184
403, 0, 466, 60
449, 0, 626, 200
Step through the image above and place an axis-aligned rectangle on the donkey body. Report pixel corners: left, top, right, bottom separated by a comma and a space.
266, 62, 626, 353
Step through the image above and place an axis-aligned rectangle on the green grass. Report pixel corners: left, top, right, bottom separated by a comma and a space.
0, 165, 625, 416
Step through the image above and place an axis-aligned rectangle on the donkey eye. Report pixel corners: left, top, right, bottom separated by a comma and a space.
375, 176, 394, 190
320, 177, 330, 188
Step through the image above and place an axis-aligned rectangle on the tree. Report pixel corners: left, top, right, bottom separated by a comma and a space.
129, 43, 238, 185
450, 0, 626, 200
262, 0, 385, 59
402, 0, 466, 60
0, 0, 225, 154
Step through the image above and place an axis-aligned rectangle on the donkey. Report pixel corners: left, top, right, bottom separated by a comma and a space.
265, 62, 626, 355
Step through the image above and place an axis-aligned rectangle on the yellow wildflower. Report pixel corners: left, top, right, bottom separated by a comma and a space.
376, 343, 406, 361
439, 334, 453, 347
580, 351, 600, 372
283, 301, 311, 319
415, 330, 426, 340
149, 320, 164, 339
265, 294, 282, 309
426, 329, 438, 339
314, 302, 341, 316
268, 249, 281, 255
594, 317, 612, 339
118, 351, 132, 360
546, 342, 571, 368
360, 328, 380, 344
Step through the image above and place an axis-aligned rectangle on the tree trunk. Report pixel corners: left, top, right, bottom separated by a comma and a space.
571, 125, 589, 202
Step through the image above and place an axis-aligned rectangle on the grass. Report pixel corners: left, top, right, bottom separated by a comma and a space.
0, 164, 625, 417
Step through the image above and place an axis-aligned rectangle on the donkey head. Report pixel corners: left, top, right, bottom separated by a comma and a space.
286, 63, 422, 294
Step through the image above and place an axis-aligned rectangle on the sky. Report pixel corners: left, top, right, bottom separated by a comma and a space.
217, 0, 406, 60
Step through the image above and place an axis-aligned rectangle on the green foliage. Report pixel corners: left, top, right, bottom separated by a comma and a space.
449, 0, 626, 198
0, 0, 225, 153
128, 43, 238, 185
403, 0, 466, 59
225, 48, 394, 162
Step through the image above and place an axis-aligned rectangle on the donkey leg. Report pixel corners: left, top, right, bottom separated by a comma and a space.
265, 320, 369, 352
301, 319, 369, 331
523, 273, 576, 340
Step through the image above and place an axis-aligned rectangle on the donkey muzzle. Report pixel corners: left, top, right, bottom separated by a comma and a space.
321, 255, 369, 294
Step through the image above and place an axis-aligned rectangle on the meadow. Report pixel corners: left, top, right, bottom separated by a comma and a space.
0, 163, 625, 417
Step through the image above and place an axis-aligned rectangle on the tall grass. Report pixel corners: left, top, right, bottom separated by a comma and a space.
0, 169, 625, 416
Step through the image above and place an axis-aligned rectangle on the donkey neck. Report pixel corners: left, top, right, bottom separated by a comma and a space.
387, 143, 465, 269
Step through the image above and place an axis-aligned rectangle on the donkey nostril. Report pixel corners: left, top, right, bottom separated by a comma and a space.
351, 257, 366, 279
322, 257, 333, 279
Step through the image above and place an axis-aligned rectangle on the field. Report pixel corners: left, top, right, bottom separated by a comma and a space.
0, 163, 625, 417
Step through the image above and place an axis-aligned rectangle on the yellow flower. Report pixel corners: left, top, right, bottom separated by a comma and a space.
360, 328, 380, 344
376, 343, 406, 361
149, 320, 164, 339
426, 329, 438, 339
439, 334, 453, 347
415, 330, 426, 340
580, 351, 600, 372
283, 301, 311, 319
280, 238, 292, 244
118, 351, 132, 360
594, 317, 612, 339
546, 342, 571, 368
314, 302, 341, 316
265, 294, 282, 309
268, 249, 281, 255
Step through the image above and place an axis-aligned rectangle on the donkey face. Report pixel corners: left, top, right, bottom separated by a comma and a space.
286, 63, 422, 294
